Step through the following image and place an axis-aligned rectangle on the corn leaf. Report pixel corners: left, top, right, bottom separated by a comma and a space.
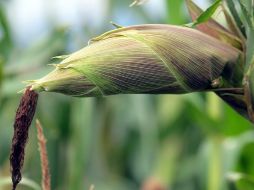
238, 0, 254, 30
222, 4, 244, 38
186, 0, 243, 50
242, 0, 254, 120
241, 0, 254, 71
245, 29, 254, 71
185, 0, 222, 27
226, 0, 246, 37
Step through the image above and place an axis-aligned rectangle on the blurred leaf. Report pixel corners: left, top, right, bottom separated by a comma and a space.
67, 98, 95, 189
35, 94, 72, 189
252, 0, 254, 18
1, 66, 52, 97
157, 95, 185, 128
220, 104, 252, 136
225, 0, 246, 37
238, 0, 254, 30
5, 26, 68, 78
1, 27, 68, 97
236, 142, 254, 176
245, 25, 254, 72
0, 177, 41, 190
227, 173, 254, 190
152, 137, 182, 187
0, 56, 3, 86
129, 0, 148, 7
187, 92, 252, 136
0, 3, 13, 58
166, 0, 185, 24
222, 131, 254, 173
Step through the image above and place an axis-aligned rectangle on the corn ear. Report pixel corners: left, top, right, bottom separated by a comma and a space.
27, 24, 242, 98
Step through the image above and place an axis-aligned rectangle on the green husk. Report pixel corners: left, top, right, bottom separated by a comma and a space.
27, 25, 242, 98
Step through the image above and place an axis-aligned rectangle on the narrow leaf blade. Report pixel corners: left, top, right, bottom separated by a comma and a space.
186, 0, 222, 27
186, 0, 243, 49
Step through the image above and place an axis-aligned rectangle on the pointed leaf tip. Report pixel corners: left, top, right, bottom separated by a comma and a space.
186, 0, 243, 50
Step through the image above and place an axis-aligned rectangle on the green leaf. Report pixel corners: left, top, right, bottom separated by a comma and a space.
0, 56, 3, 85
245, 57, 254, 121
166, 0, 185, 24
226, 0, 246, 37
227, 173, 254, 190
185, 0, 222, 27
252, 0, 254, 18
186, 0, 243, 50
245, 29, 254, 71
0, 4, 13, 58
238, 0, 254, 30
0, 177, 41, 190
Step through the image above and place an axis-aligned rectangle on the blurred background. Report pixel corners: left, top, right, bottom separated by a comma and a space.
0, 0, 254, 190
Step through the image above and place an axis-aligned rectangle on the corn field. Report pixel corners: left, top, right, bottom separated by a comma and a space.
1, 0, 254, 190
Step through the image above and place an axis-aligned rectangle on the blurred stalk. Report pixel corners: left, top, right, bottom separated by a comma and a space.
152, 137, 182, 188
67, 98, 95, 189
166, 0, 185, 24
0, 56, 3, 87
207, 93, 222, 121
207, 137, 223, 190
0, 4, 13, 58
206, 93, 223, 190
251, 0, 254, 17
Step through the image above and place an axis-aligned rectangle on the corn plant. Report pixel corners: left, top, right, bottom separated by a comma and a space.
9, 0, 254, 189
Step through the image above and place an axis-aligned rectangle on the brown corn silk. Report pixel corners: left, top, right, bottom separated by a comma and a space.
36, 120, 51, 190
10, 88, 38, 190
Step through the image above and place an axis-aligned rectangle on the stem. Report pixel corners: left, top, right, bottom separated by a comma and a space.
252, 0, 254, 18
206, 93, 223, 190
206, 93, 221, 120
208, 137, 222, 190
